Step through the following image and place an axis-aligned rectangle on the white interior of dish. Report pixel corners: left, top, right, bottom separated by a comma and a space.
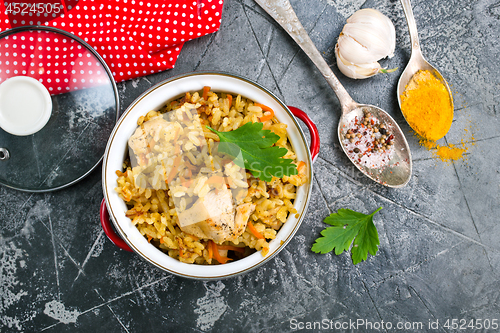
103, 73, 312, 279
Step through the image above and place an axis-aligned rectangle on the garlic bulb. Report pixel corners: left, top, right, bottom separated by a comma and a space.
335, 8, 396, 79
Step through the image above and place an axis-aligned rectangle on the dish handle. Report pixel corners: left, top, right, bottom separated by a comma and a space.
288, 106, 320, 162
100, 199, 133, 252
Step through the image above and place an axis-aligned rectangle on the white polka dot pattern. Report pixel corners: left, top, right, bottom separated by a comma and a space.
0, 31, 111, 93
0, 0, 224, 89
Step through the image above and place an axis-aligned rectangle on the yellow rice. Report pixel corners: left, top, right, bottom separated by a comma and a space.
115, 88, 307, 264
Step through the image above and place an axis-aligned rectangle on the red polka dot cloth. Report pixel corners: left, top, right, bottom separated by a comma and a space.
0, 31, 114, 94
0, 0, 224, 93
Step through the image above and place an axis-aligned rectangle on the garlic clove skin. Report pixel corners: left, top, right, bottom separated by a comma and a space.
346, 9, 396, 59
337, 33, 382, 65
335, 43, 381, 79
341, 24, 395, 63
335, 8, 396, 79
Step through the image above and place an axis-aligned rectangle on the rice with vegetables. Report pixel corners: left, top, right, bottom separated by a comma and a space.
115, 87, 307, 264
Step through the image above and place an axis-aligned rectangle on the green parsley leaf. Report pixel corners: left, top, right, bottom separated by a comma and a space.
207, 122, 298, 182
311, 207, 382, 265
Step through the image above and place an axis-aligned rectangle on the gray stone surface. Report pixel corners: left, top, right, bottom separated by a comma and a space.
1, 0, 499, 332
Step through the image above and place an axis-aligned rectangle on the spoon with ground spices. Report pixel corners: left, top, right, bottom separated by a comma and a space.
254, 0, 412, 187
397, 0, 454, 141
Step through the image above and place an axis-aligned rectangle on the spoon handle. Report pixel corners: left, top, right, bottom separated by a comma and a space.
400, 0, 423, 55
254, 0, 356, 113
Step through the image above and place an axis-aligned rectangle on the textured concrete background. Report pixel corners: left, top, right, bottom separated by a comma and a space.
1, 0, 499, 332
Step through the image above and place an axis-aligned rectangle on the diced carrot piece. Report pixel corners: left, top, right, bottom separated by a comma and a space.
211, 241, 232, 264
166, 155, 182, 183
255, 103, 275, 122
207, 241, 213, 260
247, 221, 265, 239
202, 86, 210, 101
206, 175, 225, 184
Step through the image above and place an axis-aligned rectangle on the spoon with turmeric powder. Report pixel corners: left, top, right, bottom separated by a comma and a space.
255, 0, 412, 187
397, 0, 454, 141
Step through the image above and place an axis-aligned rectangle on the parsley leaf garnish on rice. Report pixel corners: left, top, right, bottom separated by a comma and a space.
207, 122, 298, 182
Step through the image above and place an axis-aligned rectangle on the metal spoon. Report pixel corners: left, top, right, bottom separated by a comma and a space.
397, 0, 454, 137
254, 0, 412, 187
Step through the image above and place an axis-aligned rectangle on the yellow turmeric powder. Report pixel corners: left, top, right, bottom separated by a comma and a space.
400, 70, 453, 141
420, 139, 469, 162
400, 70, 472, 161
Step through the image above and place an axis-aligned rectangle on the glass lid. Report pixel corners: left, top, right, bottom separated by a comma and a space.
0, 26, 119, 192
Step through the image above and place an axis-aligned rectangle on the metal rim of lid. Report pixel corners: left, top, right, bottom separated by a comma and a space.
0, 25, 120, 192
